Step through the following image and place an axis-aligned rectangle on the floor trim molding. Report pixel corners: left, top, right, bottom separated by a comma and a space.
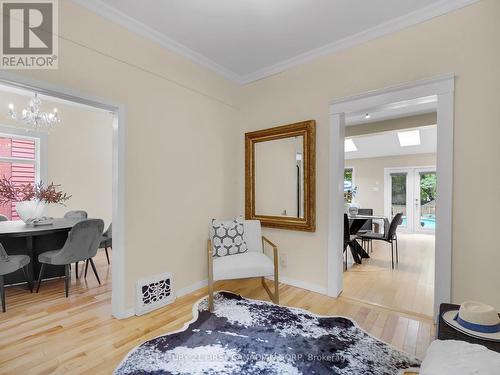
176, 278, 208, 299
339, 294, 434, 322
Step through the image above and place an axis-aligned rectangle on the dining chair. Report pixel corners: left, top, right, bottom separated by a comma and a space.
356, 208, 373, 253
64, 210, 88, 219
36, 219, 104, 297
100, 222, 112, 265
343, 213, 350, 271
64, 210, 89, 277
83, 222, 112, 277
0, 215, 8, 221
208, 219, 279, 312
0, 243, 32, 312
359, 213, 403, 269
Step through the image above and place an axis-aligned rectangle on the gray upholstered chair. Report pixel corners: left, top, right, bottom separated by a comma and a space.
36, 219, 104, 297
84, 222, 112, 277
64, 210, 89, 277
64, 210, 88, 219
0, 243, 32, 312
100, 222, 112, 265
0, 215, 8, 221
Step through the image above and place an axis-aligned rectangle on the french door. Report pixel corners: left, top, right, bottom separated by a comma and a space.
384, 166, 436, 233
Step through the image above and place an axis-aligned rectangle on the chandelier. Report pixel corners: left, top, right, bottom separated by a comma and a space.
8, 93, 60, 130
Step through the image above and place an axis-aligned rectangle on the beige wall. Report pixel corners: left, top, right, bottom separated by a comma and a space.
347, 153, 437, 216
9, 0, 500, 312
0, 91, 113, 226
239, 0, 500, 309
13, 1, 241, 311
45, 105, 113, 226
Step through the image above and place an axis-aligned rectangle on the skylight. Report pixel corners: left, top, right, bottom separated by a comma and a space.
345, 139, 357, 152
397, 130, 421, 147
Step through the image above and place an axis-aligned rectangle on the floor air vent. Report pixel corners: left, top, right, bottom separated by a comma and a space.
136, 272, 175, 315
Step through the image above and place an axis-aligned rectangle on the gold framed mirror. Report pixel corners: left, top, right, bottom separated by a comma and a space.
245, 120, 316, 232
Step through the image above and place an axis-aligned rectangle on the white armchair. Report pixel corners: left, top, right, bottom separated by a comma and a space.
207, 220, 279, 312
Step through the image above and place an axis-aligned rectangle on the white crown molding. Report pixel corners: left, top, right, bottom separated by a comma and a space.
71, 0, 479, 85
70, 0, 241, 83
239, 0, 480, 84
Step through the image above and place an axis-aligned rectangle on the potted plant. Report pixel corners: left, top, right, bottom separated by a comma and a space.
344, 186, 359, 214
0, 177, 71, 224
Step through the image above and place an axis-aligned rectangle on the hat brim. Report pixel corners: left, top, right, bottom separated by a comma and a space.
442, 310, 500, 342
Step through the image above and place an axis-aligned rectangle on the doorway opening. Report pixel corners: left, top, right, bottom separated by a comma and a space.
328, 75, 455, 319
0, 72, 126, 318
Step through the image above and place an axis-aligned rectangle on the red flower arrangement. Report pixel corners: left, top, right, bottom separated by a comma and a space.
0, 177, 71, 206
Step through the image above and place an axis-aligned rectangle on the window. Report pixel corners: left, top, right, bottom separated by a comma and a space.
344, 167, 354, 191
0, 134, 39, 220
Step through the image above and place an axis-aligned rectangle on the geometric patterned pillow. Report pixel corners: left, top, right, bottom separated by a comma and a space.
211, 217, 248, 257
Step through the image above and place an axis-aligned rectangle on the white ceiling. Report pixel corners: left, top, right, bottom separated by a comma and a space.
0, 83, 109, 113
346, 96, 437, 125
73, 0, 478, 83
345, 125, 437, 160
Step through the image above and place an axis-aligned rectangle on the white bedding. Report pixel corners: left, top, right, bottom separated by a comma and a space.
420, 340, 500, 375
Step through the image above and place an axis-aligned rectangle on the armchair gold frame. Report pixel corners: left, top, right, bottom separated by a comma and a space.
207, 236, 279, 312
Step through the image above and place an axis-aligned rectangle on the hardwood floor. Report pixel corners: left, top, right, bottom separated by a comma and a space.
343, 233, 435, 317
0, 250, 434, 374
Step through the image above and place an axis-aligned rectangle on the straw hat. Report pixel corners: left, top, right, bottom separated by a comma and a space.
442, 301, 500, 342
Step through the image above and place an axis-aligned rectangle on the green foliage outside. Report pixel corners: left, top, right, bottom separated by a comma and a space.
420, 173, 436, 204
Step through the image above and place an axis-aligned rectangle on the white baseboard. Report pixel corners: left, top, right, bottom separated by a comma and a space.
113, 307, 135, 319
175, 279, 208, 298
267, 276, 327, 295
176, 276, 327, 298
115, 276, 327, 319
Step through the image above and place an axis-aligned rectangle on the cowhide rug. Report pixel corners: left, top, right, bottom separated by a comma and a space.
115, 291, 421, 375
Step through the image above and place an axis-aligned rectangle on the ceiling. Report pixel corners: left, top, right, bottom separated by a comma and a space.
73, 0, 477, 83
345, 125, 437, 160
346, 95, 437, 125
0, 83, 108, 113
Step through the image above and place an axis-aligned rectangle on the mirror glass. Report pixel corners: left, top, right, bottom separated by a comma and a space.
254, 136, 304, 217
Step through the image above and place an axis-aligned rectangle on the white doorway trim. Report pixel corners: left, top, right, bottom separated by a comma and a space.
0, 71, 128, 319
328, 74, 454, 318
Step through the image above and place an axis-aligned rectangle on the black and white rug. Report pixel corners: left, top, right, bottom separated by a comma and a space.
115, 292, 421, 375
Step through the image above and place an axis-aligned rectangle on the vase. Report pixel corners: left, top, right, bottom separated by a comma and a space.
15, 200, 46, 224
347, 202, 360, 215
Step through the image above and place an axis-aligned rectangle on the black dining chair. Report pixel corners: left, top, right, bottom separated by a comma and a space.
343, 213, 364, 269
359, 213, 403, 269
343, 213, 350, 271
356, 208, 373, 252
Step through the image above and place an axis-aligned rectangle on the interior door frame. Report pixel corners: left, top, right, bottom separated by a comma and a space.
0, 71, 128, 319
383, 165, 436, 233
328, 74, 455, 319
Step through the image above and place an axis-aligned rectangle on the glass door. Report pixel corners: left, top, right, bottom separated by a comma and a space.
385, 167, 436, 233
389, 171, 409, 230
415, 169, 436, 232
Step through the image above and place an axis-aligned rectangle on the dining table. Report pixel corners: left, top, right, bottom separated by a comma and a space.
0, 218, 84, 286
347, 214, 389, 264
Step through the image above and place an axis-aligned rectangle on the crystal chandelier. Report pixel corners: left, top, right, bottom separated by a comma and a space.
8, 93, 60, 130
